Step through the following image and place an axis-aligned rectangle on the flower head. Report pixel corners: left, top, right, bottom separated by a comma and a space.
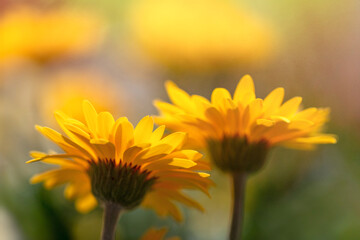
28, 101, 211, 221
154, 75, 337, 172
128, 0, 276, 71
0, 6, 105, 65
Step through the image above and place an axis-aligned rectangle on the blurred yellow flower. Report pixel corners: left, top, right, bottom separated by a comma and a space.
141, 228, 180, 240
28, 101, 212, 222
0, 6, 105, 65
128, 0, 276, 71
40, 70, 121, 124
155, 75, 337, 172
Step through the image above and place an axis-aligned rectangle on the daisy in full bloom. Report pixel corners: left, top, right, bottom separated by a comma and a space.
28, 100, 212, 226
128, 0, 276, 72
0, 6, 105, 65
154, 75, 337, 240
154, 75, 337, 173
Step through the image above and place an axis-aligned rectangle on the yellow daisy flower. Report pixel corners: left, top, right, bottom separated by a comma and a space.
154, 75, 336, 240
128, 0, 276, 71
0, 6, 105, 65
155, 75, 337, 172
141, 227, 179, 240
28, 100, 212, 223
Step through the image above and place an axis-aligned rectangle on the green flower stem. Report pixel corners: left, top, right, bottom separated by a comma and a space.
101, 202, 123, 240
229, 172, 247, 240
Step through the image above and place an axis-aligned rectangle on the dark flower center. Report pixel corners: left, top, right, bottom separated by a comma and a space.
88, 159, 157, 209
207, 136, 269, 173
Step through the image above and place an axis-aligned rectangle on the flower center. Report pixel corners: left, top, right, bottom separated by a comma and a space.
207, 136, 270, 173
88, 159, 157, 209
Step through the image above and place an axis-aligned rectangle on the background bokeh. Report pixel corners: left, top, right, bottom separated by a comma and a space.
0, 0, 359, 239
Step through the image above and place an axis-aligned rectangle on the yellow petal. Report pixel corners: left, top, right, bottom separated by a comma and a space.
164, 149, 203, 161
64, 177, 90, 199
165, 81, 195, 111
61, 126, 97, 160
43, 171, 84, 189
54, 111, 82, 141
248, 99, 264, 122
150, 125, 166, 143
270, 115, 290, 123
63, 122, 90, 139
90, 141, 116, 160
276, 96, 302, 117
30, 169, 59, 184
142, 192, 183, 222
293, 107, 317, 120
211, 88, 232, 110
157, 132, 186, 152
188, 160, 211, 171
204, 107, 224, 127
169, 158, 197, 168
256, 119, 274, 127
198, 172, 210, 178
242, 99, 263, 131
288, 119, 314, 129
157, 189, 204, 212
153, 100, 184, 115
97, 112, 115, 139
123, 145, 146, 163
191, 94, 211, 106
53, 123, 94, 162
27, 154, 84, 168
263, 87, 284, 116
30, 168, 80, 185
135, 144, 171, 162
36, 125, 93, 159
82, 100, 98, 137
29, 151, 46, 159
134, 116, 154, 144
75, 194, 98, 213
233, 75, 255, 103
109, 117, 128, 143
154, 171, 212, 196
281, 142, 316, 150
293, 135, 338, 144
114, 119, 134, 161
